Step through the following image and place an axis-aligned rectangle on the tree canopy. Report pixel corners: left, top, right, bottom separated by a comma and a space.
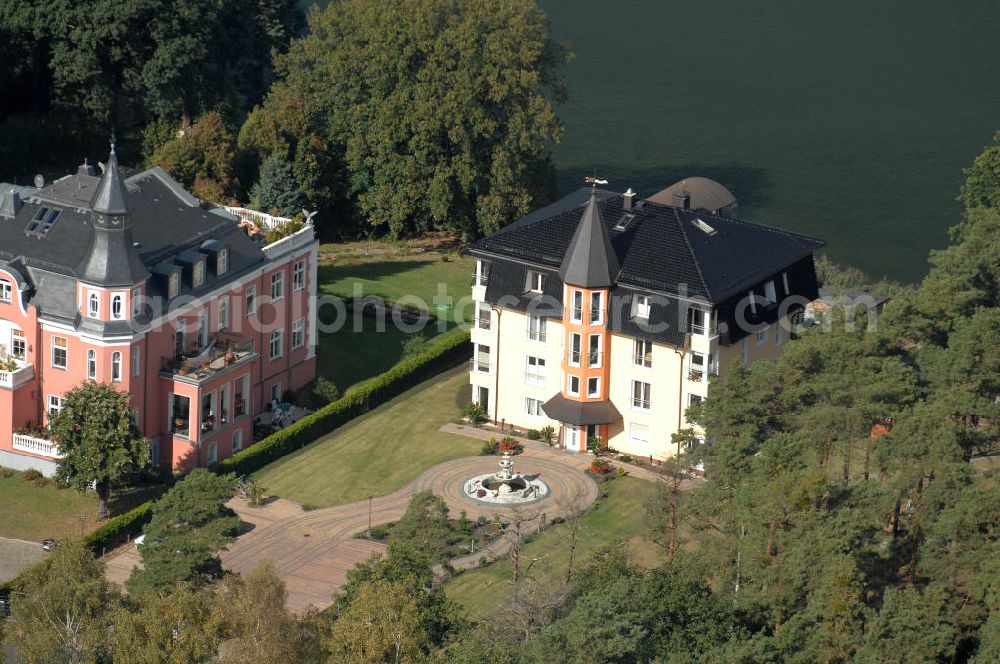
241, 0, 567, 240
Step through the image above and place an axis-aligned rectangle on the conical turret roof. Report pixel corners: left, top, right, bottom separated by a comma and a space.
558, 190, 619, 288
89, 144, 129, 215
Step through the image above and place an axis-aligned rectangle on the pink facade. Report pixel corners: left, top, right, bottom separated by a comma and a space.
0, 152, 319, 474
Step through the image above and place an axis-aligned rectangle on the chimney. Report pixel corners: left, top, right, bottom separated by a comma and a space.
77, 158, 97, 177
0, 189, 22, 219
623, 187, 636, 212
672, 189, 690, 209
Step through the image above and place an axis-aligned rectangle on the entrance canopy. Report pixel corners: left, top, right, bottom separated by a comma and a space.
542, 393, 621, 426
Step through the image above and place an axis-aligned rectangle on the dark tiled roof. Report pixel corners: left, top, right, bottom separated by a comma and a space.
542, 393, 621, 426
470, 188, 825, 304
558, 191, 619, 289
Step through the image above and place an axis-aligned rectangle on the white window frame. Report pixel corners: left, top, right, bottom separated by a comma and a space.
748, 290, 757, 315
525, 355, 546, 386
292, 318, 305, 349
88, 292, 99, 318
764, 280, 776, 304
525, 397, 544, 417
168, 272, 180, 299
207, 440, 218, 465
567, 375, 581, 397
588, 334, 602, 368
527, 314, 546, 342
589, 291, 604, 325
634, 294, 651, 319
292, 259, 306, 291
631, 380, 651, 411
528, 271, 544, 293
193, 260, 206, 288
269, 328, 284, 361
218, 248, 228, 275
246, 285, 256, 316
689, 393, 703, 409
47, 395, 65, 421
111, 351, 122, 382
570, 290, 583, 323
11, 329, 25, 360
629, 422, 650, 447
197, 310, 208, 349
0, 279, 11, 303
633, 338, 652, 368
270, 382, 282, 403
775, 321, 783, 347
111, 293, 125, 320
568, 332, 582, 367
756, 328, 769, 346
132, 345, 141, 377
218, 297, 229, 331
52, 336, 67, 369
587, 376, 601, 398
270, 271, 285, 301
87, 349, 97, 380
232, 428, 244, 452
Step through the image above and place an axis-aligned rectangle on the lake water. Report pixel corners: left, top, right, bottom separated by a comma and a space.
538, 0, 1000, 282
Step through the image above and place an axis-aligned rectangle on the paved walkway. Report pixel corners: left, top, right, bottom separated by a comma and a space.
219, 446, 599, 612
103, 427, 701, 612
0, 537, 48, 582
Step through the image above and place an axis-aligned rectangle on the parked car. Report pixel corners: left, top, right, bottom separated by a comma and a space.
41, 538, 56, 551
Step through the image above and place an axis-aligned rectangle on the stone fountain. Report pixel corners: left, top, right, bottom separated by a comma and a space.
463, 451, 549, 505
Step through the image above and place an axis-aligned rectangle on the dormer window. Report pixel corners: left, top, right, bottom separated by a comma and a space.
193, 260, 206, 288
132, 287, 142, 317
88, 292, 99, 318
0, 279, 11, 303
634, 294, 651, 319
763, 280, 776, 303
527, 271, 544, 293
168, 272, 180, 299
218, 248, 228, 275
111, 293, 125, 320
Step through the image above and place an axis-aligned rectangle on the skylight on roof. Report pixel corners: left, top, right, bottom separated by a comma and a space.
693, 218, 717, 235
25, 206, 61, 237
614, 213, 635, 231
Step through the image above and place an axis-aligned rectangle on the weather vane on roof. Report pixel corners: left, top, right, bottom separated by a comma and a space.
584, 175, 608, 189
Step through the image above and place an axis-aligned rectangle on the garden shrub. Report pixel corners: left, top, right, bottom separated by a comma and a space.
20, 469, 43, 482
31, 476, 50, 488
313, 376, 341, 404
526, 429, 541, 440
212, 330, 470, 477
539, 425, 555, 446
480, 438, 500, 455
590, 458, 611, 474
465, 401, 486, 425
499, 436, 522, 454
82, 502, 154, 554
0, 467, 15, 478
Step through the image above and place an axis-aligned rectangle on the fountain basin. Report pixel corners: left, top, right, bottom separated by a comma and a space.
462, 472, 549, 505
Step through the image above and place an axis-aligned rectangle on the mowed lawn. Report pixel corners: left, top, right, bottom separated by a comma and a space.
0, 474, 96, 541
314, 248, 474, 391
253, 368, 480, 506
445, 476, 663, 619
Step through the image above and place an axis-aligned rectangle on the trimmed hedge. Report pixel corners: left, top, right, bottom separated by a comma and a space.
82, 501, 154, 555
211, 329, 470, 477
0, 329, 471, 594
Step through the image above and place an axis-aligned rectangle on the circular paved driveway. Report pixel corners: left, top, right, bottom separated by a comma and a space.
220, 448, 598, 612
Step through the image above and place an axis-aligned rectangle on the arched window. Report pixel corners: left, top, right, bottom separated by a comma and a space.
87, 349, 96, 380
111, 294, 124, 320
111, 352, 122, 382
88, 293, 99, 318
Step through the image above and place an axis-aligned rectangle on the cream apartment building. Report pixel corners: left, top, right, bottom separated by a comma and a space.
467, 179, 824, 460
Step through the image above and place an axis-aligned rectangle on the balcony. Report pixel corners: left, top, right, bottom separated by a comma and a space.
161, 333, 255, 383
524, 371, 546, 386
470, 358, 491, 373
0, 363, 33, 390
12, 432, 60, 458
475, 314, 491, 331
471, 272, 489, 287
567, 349, 581, 365
633, 353, 652, 369
527, 328, 547, 343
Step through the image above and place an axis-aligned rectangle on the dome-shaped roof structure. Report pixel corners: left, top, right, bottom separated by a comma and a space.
646, 176, 737, 214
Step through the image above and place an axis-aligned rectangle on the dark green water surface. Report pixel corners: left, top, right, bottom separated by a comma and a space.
538, 0, 1000, 281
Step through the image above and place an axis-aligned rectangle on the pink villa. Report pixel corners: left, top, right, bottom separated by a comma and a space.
0, 147, 318, 475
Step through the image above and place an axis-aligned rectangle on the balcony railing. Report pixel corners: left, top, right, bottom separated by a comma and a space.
633, 353, 652, 368
471, 272, 489, 287
470, 358, 491, 373
632, 397, 651, 410
587, 351, 603, 368
524, 371, 546, 386
589, 308, 604, 325
567, 349, 581, 365
475, 314, 491, 331
0, 363, 33, 390
569, 306, 583, 322
12, 432, 60, 458
527, 328, 547, 342
162, 333, 255, 382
